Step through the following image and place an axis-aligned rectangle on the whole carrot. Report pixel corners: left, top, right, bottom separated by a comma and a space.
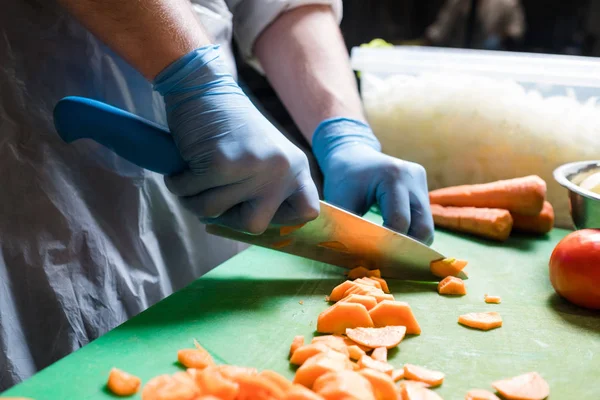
511, 201, 555, 234
431, 204, 513, 241
429, 175, 546, 216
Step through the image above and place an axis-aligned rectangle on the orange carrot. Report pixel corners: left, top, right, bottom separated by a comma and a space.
357, 355, 394, 376
491, 372, 549, 400
290, 343, 335, 366
458, 312, 503, 331
339, 294, 378, 311
368, 300, 421, 335
391, 369, 405, 382
511, 201, 554, 234
371, 347, 387, 362
403, 364, 445, 387
346, 326, 406, 349
285, 384, 326, 400
191, 367, 239, 399
313, 371, 375, 400
430, 258, 468, 278
142, 373, 200, 400
290, 335, 305, 358
328, 281, 355, 302
293, 352, 352, 389
177, 347, 215, 369
429, 175, 546, 216
347, 345, 366, 361
258, 370, 294, 393
317, 302, 374, 334
437, 276, 467, 296
107, 368, 141, 396
466, 389, 501, 400
358, 369, 397, 400
347, 266, 371, 279
484, 295, 502, 304
235, 373, 286, 399
431, 204, 513, 241
370, 277, 390, 293
400, 381, 443, 400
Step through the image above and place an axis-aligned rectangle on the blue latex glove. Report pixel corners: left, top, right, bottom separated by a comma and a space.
153, 46, 319, 234
312, 118, 434, 245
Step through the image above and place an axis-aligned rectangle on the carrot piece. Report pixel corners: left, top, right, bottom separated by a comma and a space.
466, 389, 501, 400
368, 300, 422, 335
329, 281, 355, 302
484, 295, 502, 304
339, 294, 378, 311
142, 373, 199, 400
280, 224, 306, 236
107, 368, 141, 396
197, 396, 222, 400
235, 373, 286, 400
313, 371, 375, 400
511, 201, 554, 234
346, 326, 406, 349
272, 239, 293, 249
355, 277, 382, 289
293, 352, 352, 389
317, 302, 374, 334
358, 355, 394, 376
458, 312, 502, 331
308, 337, 350, 357
211, 365, 258, 380
290, 343, 334, 366
358, 369, 397, 400
370, 277, 390, 293
431, 204, 513, 242
290, 335, 305, 358
177, 346, 215, 369
347, 266, 371, 279
372, 293, 395, 303
491, 372, 549, 400
285, 384, 326, 400
317, 241, 349, 252
437, 276, 467, 296
191, 367, 239, 400
400, 381, 443, 400
428, 175, 547, 215
259, 370, 294, 393
341, 336, 370, 352
347, 345, 366, 361
430, 258, 468, 279
403, 364, 445, 387
371, 347, 387, 362
367, 269, 381, 278
391, 369, 405, 382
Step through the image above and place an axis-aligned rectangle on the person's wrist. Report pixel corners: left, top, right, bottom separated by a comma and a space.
311, 117, 381, 170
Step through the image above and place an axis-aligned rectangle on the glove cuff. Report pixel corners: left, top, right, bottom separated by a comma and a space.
312, 117, 382, 167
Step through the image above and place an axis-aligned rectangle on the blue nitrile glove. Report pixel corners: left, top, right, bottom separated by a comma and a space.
153, 45, 319, 234
312, 118, 434, 245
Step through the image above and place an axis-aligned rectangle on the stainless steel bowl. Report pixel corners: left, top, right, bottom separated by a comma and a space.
554, 161, 600, 229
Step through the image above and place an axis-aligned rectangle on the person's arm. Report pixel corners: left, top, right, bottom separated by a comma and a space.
56, 0, 212, 79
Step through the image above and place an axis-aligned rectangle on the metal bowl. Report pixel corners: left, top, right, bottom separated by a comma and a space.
554, 161, 600, 230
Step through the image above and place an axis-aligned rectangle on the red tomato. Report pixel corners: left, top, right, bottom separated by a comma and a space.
549, 229, 600, 310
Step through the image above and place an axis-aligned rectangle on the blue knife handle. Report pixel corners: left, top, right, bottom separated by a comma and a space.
53, 96, 186, 175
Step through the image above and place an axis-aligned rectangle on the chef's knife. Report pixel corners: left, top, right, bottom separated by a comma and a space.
53, 96, 449, 280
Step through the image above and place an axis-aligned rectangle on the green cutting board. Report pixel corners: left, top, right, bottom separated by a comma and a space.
2, 221, 600, 399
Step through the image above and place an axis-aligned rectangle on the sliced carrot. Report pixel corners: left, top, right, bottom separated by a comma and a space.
391, 369, 405, 382
342, 283, 392, 303
358, 369, 396, 400
308, 337, 349, 357
177, 347, 215, 369
197, 396, 222, 400
317, 302, 374, 334
400, 381, 443, 400
371, 347, 387, 362
437, 276, 467, 296
272, 239, 293, 249
370, 277, 390, 293
142, 373, 199, 400
290, 335, 305, 358
212, 365, 258, 380
284, 384, 326, 400
107, 368, 141, 396
484, 295, 502, 304
358, 355, 394, 375
428, 175, 547, 216
191, 367, 239, 400
235, 373, 286, 400
346, 326, 406, 349
290, 343, 334, 366
329, 281, 355, 302
280, 224, 306, 236
317, 241, 349, 252
347, 345, 366, 361
491, 372, 549, 400
430, 258, 469, 279
511, 201, 554, 235
368, 300, 421, 335
313, 371, 375, 400
372, 293, 395, 303
293, 352, 352, 389
341, 336, 370, 352
355, 277, 382, 289
367, 269, 382, 278
259, 370, 294, 393
458, 312, 502, 331
339, 294, 378, 310
431, 204, 513, 242
347, 266, 370, 279
466, 389, 501, 400
403, 364, 445, 387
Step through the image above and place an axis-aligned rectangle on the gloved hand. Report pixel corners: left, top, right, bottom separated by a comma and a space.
312, 118, 434, 245
153, 45, 320, 234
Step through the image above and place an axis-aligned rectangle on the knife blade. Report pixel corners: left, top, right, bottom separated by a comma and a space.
53, 96, 449, 280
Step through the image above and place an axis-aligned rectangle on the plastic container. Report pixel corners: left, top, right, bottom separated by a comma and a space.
350, 46, 600, 228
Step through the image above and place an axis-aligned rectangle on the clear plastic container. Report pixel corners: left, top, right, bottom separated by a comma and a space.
350, 46, 600, 228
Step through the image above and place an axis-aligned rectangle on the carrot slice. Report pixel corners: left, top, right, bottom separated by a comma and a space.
491, 372, 549, 400
280, 224, 306, 236
466, 389, 501, 400
511, 201, 554, 234
212, 365, 258, 380
313, 371, 375, 400
341, 336, 370, 352
372, 293, 395, 303
347, 345, 366, 361
368, 301, 421, 335
367, 269, 382, 278
346, 326, 406, 349
430, 258, 469, 279
309, 337, 350, 357
370, 277, 390, 293
317, 302, 374, 334
107, 368, 141, 396
358, 369, 396, 400
259, 370, 294, 393
458, 312, 503, 331
317, 241, 349, 252
177, 347, 215, 369
236, 373, 286, 400
484, 295, 502, 304
403, 364, 445, 387
142, 373, 199, 400
431, 204, 514, 242
285, 384, 326, 400
339, 294, 378, 311
329, 281, 355, 302
355, 278, 382, 289
191, 367, 239, 400
290, 343, 334, 366
437, 276, 467, 296
358, 355, 394, 375
428, 175, 547, 216
371, 347, 387, 362
293, 352, 352, 389
400, 381, 443, 400
391, 369, 405, 382
290, 335, 305, 358
347, 266, 371, 279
